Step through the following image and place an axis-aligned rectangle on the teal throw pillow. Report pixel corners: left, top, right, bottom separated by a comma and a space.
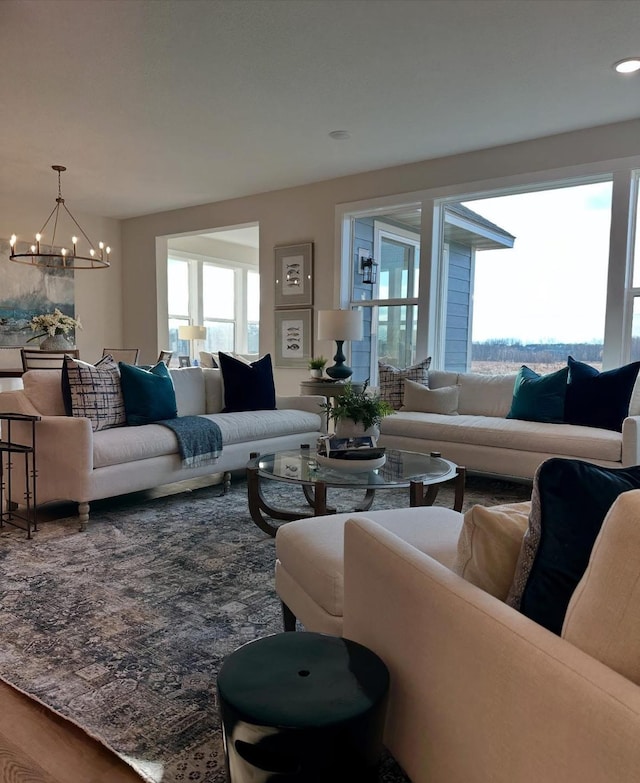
119, 361, 177, 426
506, 365, 569, 423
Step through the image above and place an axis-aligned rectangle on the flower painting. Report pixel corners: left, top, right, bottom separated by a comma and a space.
0, 237, 75, 346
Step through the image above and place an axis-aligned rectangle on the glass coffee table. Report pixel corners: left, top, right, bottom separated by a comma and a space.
246, 448, 465, 537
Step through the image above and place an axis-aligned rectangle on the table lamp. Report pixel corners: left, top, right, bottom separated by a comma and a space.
317, 309, 363, 380
178, 325, 206, 363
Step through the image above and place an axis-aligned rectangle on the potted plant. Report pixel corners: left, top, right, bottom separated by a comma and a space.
308, 355, 328, 378
321, 380, 394, 441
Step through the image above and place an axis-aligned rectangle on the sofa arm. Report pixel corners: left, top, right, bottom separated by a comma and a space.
0, 390, 42, 417
343, 517, 640, 783
622, 415, 640, 466
7, 414, 94, 507
277, 394, 327, 432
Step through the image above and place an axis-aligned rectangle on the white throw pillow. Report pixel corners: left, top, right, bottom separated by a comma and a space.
402, 379, 460, 414
453, 501, 531, 601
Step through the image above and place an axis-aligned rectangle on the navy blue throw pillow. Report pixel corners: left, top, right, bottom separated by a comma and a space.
565, 356, 640, 432
119, 361, 177, 426
513, 458, 640, 635
218, 352, 276, 412
506, 365, 569, 423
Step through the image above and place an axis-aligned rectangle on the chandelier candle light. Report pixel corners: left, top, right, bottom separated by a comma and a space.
317, 308, 364, 380
9, 165, 111, 269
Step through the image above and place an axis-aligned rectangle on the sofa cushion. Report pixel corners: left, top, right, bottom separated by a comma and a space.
378, 357, 431, 410
92, 409, 323, 467
203, 368, 224, 413
453, 501, 531, 600
457, 372, 517, 417
379, 412, 622, 462
169, 366, 206, 416
218, 351, 276, 412
275, 507, 463, 617
562, 490, 640, 685
565, 356, 640, 432
62, 354, 126, 432
506, 458, 640, 634
119, 361, 177, 426
402, 379, 459, 414
507, 365, 569, 424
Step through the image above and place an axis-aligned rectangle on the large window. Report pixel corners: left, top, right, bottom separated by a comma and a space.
168, 252, 259, 361
345, 171, 630, 383
446, 180, 612, 373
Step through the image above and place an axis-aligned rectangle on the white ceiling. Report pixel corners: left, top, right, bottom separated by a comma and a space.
2, 0, 640, 220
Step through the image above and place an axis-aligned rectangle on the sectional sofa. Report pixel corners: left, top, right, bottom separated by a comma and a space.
378, 368, 640, 480
0, 366, 325, 530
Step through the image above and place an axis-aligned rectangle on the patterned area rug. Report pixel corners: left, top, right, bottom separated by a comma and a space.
0, 475, 531, 782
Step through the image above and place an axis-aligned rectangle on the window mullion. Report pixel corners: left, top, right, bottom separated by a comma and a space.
603, 169, 635, 367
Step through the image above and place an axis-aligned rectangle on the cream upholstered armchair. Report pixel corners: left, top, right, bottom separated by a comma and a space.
275, 479, 640, 781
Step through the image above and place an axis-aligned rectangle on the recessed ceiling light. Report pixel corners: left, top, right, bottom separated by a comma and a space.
329, 130, 351, 140
614, 58, 640, 74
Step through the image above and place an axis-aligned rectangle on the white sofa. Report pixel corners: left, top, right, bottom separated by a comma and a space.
378, 369, 640, 481
275, 492, 640, 782
0, 366, 325, 530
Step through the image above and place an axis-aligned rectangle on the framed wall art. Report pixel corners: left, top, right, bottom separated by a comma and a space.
0, 237, 75, 347
274, 242, 313, 308
274, 308, 312, 368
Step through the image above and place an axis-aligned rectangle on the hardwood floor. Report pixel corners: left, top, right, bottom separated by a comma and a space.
0, 681, 144, 782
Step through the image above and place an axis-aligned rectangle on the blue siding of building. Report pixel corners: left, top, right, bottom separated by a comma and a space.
351, 217, 374, 383
445, 242, 472, 372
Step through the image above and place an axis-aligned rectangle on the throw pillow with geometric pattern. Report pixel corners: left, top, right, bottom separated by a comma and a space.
378, 357, 431, 410
62, 354, 126, 432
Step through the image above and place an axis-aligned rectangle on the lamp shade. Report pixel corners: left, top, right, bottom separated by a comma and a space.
317, 309, 363, 342
178, 325, 206, 341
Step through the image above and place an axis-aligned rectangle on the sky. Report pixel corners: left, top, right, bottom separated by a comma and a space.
463, 181, 613, 345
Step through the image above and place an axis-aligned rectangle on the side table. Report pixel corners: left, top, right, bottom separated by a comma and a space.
0, 413, 40, 539
299, 378, 365, 400
217, 631, 389, 782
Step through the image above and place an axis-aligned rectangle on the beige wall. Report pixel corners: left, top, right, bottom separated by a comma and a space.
0, 190, 122, 363
119, 118, 639, 393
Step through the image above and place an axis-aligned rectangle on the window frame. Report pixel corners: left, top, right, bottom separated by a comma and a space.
336, 156, 640, 374
167, 250, 259, 356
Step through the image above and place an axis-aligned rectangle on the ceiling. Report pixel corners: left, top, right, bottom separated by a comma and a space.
2, 0, 639, 220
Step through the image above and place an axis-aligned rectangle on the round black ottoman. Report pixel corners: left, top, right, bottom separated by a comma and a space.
217, 631, 389, 782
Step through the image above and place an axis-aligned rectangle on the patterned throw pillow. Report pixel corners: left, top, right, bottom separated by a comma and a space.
62, 354, 126, 432
378, 357, 431, 410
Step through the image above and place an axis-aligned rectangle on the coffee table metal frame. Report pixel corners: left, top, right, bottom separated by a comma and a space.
247, 448, 465, 537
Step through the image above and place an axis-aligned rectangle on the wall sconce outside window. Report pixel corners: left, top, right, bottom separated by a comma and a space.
358, 248, 378, 285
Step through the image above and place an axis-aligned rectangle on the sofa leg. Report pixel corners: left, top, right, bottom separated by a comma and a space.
78, 502, 89, 532
223, 471, 231, 494
282, 601, 297, 631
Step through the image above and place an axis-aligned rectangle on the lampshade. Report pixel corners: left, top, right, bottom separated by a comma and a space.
317, 309, 363, 341
178, 325, 206, 341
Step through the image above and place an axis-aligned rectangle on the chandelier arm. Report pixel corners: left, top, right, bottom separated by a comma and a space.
61, 203, 95, 249
37, 204, 59, 238
49, 202, 61, 250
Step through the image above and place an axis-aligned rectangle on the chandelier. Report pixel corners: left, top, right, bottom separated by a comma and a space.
9, 165, 111, 269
